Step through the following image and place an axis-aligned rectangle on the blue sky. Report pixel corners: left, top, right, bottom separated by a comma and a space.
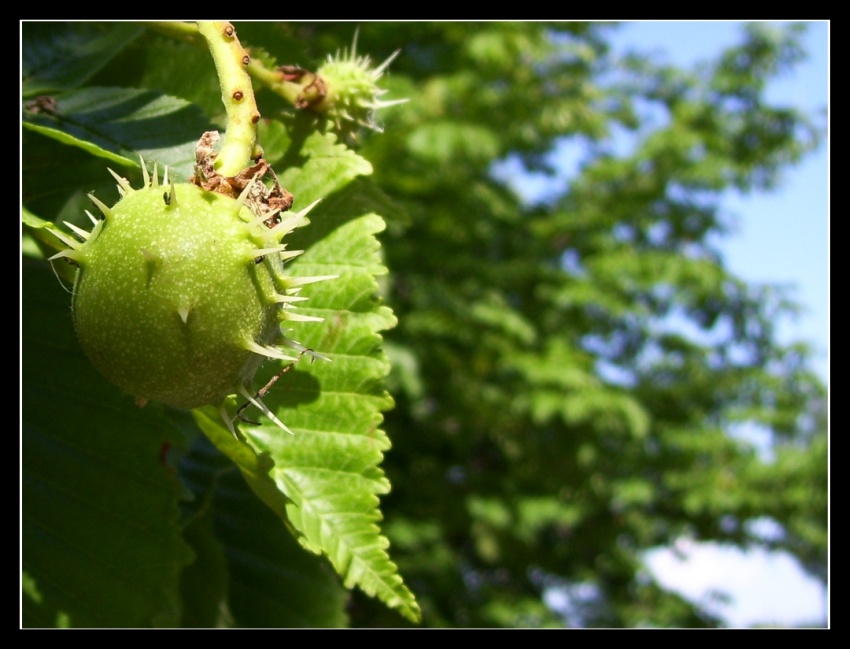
607, 21, 828, 628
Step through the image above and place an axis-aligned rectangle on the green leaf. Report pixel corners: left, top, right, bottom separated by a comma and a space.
21, 205, 50, 231
278, 130, 373, 207
22, 87, 214, 181
242, 205, 420, 623
139, 37, 225, 117
179, 435, 349, 628
22, 121, 138, 169
22, 22, 144, 96
178, 509, 233, 627
191, 407, 295, 533
22, 258, 193, 628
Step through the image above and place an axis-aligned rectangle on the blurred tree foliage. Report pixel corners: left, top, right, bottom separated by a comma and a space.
292, 21, 826, 627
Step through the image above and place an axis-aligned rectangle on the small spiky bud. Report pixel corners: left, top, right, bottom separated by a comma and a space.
312, 32, 408, 140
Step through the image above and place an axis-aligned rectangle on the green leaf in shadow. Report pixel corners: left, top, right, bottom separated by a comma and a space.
179, 435, 349, 627
23, 87, 214, 181
22, 22, 144, 96
22, 258, 193, 628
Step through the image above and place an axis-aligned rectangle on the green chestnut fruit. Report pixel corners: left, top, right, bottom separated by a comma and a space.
49, 163, 331, 435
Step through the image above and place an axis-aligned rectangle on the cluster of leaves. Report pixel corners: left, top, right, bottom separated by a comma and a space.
23, 22, 418, 627
303, 22, 824, 627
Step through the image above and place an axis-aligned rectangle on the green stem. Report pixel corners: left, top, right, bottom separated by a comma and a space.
145, 21, 203, 46
246, 60, 326, 108
145, 22, 323, 114
196, 21, 261, 177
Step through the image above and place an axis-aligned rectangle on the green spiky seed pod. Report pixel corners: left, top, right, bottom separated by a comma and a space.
312, 37, 406, 138
50, 163, 332, 435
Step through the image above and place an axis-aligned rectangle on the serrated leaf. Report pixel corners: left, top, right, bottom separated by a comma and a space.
278, 130, 373, 208
242, 207, 419, 623
22, 87, 214, 181
188, 143, 419, 621
266, 140, 418, 622
22, 22, 144, 96
22, 258, 193, 628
